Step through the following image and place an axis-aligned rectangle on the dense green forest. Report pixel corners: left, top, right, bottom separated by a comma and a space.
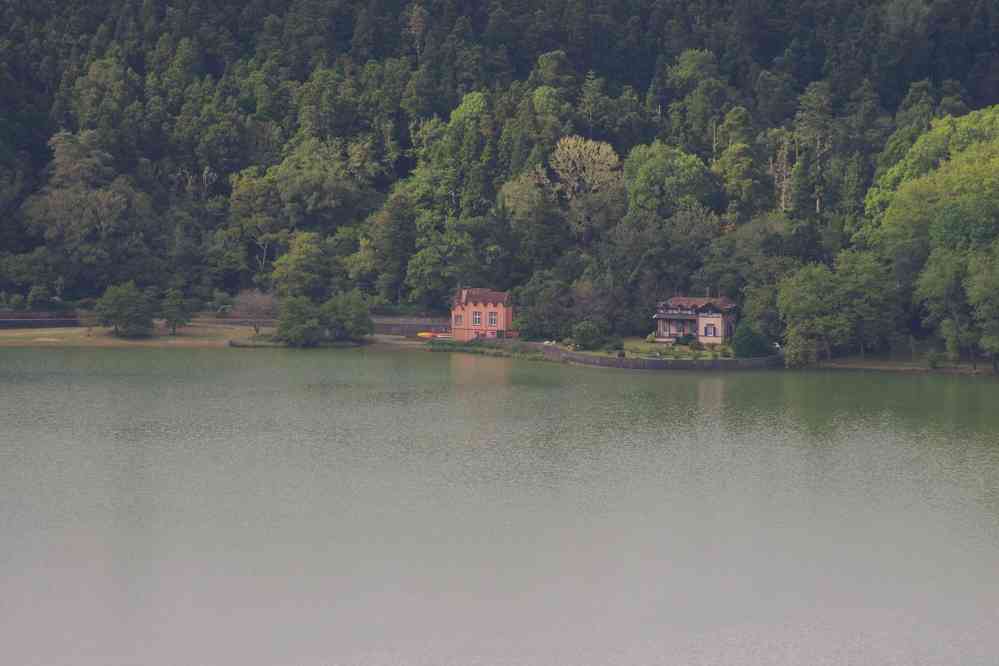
3, 0, 999, 364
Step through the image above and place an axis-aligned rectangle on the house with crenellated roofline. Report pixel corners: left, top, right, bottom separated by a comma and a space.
451, 288, 517, 342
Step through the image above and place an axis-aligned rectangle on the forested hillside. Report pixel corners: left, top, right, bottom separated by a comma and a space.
3, 0, 999, 364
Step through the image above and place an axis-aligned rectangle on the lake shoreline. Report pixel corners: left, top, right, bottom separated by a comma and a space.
2, 327, 995, 377
0, 324, 255, 349
817, 358, 996, 376
419, 338, 999, 376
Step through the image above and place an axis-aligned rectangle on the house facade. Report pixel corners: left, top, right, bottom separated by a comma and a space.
451, 288, 516, 342
653, 296, 737, 346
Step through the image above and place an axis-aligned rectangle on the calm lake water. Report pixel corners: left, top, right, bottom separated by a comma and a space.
2, 347, 999, 666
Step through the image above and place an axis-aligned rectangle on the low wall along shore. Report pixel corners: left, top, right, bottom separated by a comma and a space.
528, 343, 782, 371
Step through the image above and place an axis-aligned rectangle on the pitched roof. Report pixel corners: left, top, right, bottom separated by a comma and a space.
659, 296, 737, 312
453, 288, 511, 307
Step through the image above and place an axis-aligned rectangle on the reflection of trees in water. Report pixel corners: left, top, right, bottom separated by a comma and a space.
770, 372, 999, 438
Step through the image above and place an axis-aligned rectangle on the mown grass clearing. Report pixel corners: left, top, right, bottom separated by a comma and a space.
0, 323, 268, 348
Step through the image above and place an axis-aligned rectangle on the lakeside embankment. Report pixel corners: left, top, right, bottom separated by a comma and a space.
427, 339, 782, 370
427, 338, 996, 376
1, 324, 993, 376
0, 322, 449, 352
818, 356, 994, 376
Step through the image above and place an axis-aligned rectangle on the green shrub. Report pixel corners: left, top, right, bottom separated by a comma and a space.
676, 333, 696, 346
161, 289, 192, 335
783, 332, 817, 368
27, 285, 51, 310
572, 320, 606, 350
321, 289, 374, 342
8, 294, 24, 310
732, 321, 773, 358
210, 289, 235, 314
276, 296, 324, 347
645, 333, 657, 343
926, 351, 945, 369
95, 282, 155, 337
277, 290, 374, 347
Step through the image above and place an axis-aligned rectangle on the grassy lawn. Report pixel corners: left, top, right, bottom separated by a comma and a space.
0, 322, 270, 348
623, 338, 662, 355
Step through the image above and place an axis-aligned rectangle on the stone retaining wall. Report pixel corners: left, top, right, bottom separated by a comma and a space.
524, 343, 782, 371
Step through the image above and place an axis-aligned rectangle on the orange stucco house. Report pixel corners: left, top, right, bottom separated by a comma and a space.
451, 288, 516, 342
653, 296, 737, 346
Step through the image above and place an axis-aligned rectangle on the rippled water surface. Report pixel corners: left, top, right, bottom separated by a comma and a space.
2, 347, 999, 665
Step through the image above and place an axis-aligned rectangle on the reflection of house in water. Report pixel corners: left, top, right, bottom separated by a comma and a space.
449, 350, 511, 387
696, 376, 726, 413
448, 353, 515, 450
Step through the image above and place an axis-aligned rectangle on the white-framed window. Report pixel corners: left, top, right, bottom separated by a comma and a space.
488, 312, 497, 328
705, 324, 717, 337
455, 314, 463, 326
472, 311, 482, 326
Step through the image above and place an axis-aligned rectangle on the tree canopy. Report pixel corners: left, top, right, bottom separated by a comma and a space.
2, 1, 999, 364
